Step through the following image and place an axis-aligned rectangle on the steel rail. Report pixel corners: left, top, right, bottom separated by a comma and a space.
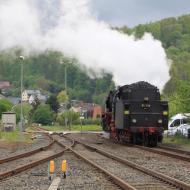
0, 134, 54, 164
57, 139, 136, 190
158, 145, 190, 155
67, 137, 190, 190
0, 137, 75, 181
0, 140, 55, 164
111, 140, 190, 162
133, 144, 190, 162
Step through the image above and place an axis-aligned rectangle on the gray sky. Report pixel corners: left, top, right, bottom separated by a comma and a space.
91, 0, 190, 27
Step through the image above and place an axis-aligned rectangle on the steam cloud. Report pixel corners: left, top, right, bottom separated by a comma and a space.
0, 0, 170, 89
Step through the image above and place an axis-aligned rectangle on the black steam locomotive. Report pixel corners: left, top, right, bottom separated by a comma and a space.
102, 81, 168, 147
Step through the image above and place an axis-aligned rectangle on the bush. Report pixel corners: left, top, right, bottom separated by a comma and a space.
13, 103, 32, 123
0, 98, 13, 119
32, 105, 53, 125
56, 110, 79, 126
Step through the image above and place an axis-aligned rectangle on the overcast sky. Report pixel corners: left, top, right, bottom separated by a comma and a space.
91, 0, 190, 27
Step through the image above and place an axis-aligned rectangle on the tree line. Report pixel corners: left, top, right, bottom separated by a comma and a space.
0, 50, 114, 105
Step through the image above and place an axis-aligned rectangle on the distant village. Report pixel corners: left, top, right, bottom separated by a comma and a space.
0, 80, 102, 131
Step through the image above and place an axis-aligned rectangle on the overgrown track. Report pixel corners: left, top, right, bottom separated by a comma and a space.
0, 135, 75, 181
65, 136, 190, 190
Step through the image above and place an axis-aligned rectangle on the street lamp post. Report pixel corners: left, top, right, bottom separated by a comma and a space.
20, 55, 24, 132
60, 60, 68, 129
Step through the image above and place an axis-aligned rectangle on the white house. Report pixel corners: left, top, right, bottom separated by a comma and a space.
22, 90, 47, 104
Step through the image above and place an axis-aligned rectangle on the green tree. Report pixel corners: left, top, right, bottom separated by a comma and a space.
56, 110, 79, 127
0, 98, 13, 119
57, 90, 69, 103
32, 105, 53, 125
13, 103, 32, 123
46, 94, 59, 113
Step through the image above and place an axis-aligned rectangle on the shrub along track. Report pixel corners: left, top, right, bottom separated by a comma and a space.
65, 134, 190, 190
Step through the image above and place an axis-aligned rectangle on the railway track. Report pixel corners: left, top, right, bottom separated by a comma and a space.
1, 129, 189, 189
63, 135, 190, 190
132, 144, 190, 162
103, 134, 190, 163
0, 135, 54, 164
158, 145, 190, 155
0, 135, 74, 181
0, 134, 126, 190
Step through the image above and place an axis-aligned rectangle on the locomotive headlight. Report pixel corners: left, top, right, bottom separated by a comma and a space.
132, 119, 137, 123
158, 119, 162, 124
124, 110, 129, 115
163, 111, 168, 116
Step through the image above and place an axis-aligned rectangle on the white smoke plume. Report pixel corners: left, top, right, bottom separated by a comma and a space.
0, 0, 170, 89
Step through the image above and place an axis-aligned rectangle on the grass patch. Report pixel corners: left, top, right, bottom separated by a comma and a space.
38, 124, 102, 132
163, 135, 190, 147
0, 128, 31, 143
71, 125, 102, 131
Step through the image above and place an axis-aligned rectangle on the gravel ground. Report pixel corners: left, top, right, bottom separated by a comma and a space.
0, 135, 51, 159
0, 143, 63, 173
68, 133, 190, 185
0, 151, 121, 190
161, 142, 190, 152
72, 143, 177, 190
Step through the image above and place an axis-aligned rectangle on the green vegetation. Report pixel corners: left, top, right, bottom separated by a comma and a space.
163, 135, 190, 147
0, 98, 13, 118
57, 90, 68, 104
0, 51, 114, 105
38, 124, 102, 131
13, 103, 32, 123
32, 105, 54, 125
71, 125, 102, 131
0, 129, 31, 142
119, 14, 190, 116
56, 110, 79, 126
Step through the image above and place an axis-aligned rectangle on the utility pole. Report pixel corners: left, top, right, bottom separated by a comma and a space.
20, 56, 24, 132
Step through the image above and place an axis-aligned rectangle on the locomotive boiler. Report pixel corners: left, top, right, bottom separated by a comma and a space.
102, 81, 168, 147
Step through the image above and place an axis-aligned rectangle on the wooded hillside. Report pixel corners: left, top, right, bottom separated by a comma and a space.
119, 14, 190, 115
0, 50, 114, 105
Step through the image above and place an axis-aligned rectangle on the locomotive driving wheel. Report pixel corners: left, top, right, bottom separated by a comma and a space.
144, 132, 158, 147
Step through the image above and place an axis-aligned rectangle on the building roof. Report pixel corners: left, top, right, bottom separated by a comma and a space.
24, 90, 41, 95
2, 112, 16, 114
29, 94, 47, 101
0, 81, 11, 89
7, 96, 20, 105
